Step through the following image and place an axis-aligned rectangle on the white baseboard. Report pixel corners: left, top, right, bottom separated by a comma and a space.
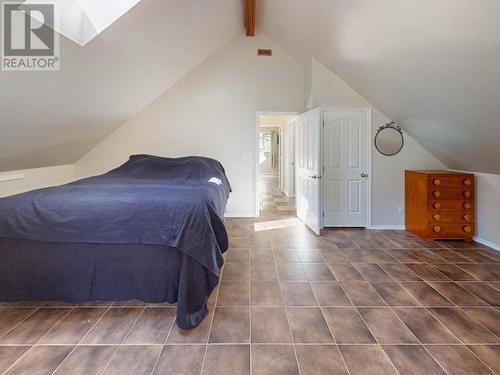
369, 225, 405, 230
473, 236, 500, 252
224, 213, 257, 218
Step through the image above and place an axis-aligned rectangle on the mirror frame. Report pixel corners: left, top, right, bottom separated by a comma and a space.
374, 122, 404, 156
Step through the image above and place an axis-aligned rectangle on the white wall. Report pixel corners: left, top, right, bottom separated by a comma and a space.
474, 173, 500, 249
0, 165, 75, 198
449, 170, 500, 249
306, 58, 445, 227
75, 34, 304, 216
450, 171, 500, 250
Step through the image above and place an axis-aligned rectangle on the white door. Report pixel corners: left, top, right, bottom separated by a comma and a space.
296, 108, 321, 234
323, 109, 369, 227
284, 121, 295, 197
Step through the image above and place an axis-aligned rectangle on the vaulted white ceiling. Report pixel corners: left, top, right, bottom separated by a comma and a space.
2, 0, 500, 174
259, 0, 500, 174
0, 0, 242, 171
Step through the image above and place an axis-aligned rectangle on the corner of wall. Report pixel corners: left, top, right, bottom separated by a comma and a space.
448, 170, 500, 251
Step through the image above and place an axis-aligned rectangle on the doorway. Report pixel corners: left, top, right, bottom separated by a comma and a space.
256, 113, 297, 218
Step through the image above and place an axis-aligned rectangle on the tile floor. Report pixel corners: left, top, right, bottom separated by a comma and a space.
0, 185, 499, 374
258, 175, 295, 213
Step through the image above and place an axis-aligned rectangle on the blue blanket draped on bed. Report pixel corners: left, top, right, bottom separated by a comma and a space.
0, 155, 231, 277
0, 155, 231, 329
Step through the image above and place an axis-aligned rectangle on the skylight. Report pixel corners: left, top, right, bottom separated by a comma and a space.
21, 0, 143, 46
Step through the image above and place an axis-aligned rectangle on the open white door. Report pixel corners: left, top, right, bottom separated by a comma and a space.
295, 109, 321, 235
323, 109, 369, 227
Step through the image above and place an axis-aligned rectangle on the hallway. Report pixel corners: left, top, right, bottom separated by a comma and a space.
258, 175, 295, 219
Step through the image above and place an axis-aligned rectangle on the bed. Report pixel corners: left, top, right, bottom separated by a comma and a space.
0, 154, 231, 329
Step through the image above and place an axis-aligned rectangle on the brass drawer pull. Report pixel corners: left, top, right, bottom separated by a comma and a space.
463, 178, 472, 186
463, 226, 472, 233
433, 179, 441, 186
463, 214, 472, 221
463, 202, 472, 209
463, 191, 472, 198
433, 226, 441, 233
433, 214, 440, 221
433, 191, 441, 198
433, 202, 441, 209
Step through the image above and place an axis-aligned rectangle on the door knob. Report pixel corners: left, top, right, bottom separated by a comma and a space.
360, 173, 368, 178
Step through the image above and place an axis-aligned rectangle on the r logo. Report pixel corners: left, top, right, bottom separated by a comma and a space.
3, 3, 54, 56
1, 1, 59, 70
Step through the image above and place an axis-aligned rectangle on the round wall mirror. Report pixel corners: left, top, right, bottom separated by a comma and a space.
374, 122, 404, 156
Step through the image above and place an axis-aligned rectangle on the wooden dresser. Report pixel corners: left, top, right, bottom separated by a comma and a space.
405, 170, 475, 241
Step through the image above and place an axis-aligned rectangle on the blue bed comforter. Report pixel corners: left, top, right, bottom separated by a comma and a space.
0, 155, 231, 278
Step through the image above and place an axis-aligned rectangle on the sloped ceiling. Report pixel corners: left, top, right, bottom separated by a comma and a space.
0, 0, 242, 171
259, 0, 500, 174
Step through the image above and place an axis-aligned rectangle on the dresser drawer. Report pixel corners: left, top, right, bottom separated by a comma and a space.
429, 200, 474, 211
428, 176, 474, 188
428, 212, 474, 223
428, 189, 474, 200
428, 223, 474, 238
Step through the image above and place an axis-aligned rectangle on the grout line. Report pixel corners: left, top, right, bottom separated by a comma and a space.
0, 342, 497, 347
0, 305, 41, 341
1, 307, 73, 375
271, 238, 302, 375
149, 306, 177, 375
382, 298, 451, 375
333, 272, 401, 374
45, 305, 114, 375
309, 276, 352, 375
337, 252, 402, 375
451, 310, 500, 373
420, 293, 499, 373
153, 303, 497, 308
36, 307, 77, 345
97, 306, 146, 375
199, 251, 224, 375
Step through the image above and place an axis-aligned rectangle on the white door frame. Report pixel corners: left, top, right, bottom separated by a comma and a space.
319, 107, 373, 229
255, 111, 299, 217
283, 120, 296, 198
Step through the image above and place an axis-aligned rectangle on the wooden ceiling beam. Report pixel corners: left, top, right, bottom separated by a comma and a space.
245, 0, 256, 37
